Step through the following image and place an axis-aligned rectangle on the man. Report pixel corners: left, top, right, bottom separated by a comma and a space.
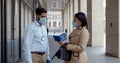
22, 7, 50, 63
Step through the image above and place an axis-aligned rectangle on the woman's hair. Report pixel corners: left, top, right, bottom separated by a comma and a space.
75, 12, 88, 28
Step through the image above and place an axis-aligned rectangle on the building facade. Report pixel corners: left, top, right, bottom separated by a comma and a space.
47, 11, 62, 32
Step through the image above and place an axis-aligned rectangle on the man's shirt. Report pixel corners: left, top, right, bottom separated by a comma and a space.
22, 21, 50, 63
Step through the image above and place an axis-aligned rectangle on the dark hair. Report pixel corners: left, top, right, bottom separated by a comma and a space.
75, 12, 88, 28
35, 7, 47, 15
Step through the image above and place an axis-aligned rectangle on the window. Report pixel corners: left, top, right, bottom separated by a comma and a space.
47, 14, 51, 20
53, 1, 57, 8
53, 22, 57, 27
59, 22, 61, 26
53, 14, 54, 19
55, 14, 57, 20
49, 22, 51, 27
60, 14, 62, 19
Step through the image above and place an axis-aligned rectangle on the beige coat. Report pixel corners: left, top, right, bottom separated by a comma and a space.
64, 26, 89, 63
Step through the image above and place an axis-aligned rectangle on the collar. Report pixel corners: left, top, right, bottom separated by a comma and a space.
34, 21, 41, 26
76, 26, 82, 30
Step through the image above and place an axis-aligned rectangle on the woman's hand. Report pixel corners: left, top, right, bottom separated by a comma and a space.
59, 41, 65, 46
59, 41, 68, 48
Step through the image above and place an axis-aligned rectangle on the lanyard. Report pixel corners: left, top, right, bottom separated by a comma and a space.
37, 21, 46, 41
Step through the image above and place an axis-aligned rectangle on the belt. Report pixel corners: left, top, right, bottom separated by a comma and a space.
31, 52, 45, 55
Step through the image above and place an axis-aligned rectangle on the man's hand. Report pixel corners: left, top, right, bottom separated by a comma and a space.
46, 60, 50, 63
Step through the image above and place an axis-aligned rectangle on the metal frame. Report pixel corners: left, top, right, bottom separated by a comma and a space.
0, 0, 2, 63
19, 0, 22, 59
0, 0, 1, 62
1, 0, 7, 63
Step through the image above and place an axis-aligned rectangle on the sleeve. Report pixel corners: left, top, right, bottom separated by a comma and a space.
66, 43, 84, 52
66, 30, 89, 53
46, 35, 50, 60
44, 26, 50, 60
22, 26, 34, 63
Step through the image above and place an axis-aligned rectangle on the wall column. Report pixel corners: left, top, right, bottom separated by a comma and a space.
79, 0, 87, 15
73, 0, 78, 14
67, 4, 70, 35
87, 0, 105, 46
69, 0, 73, 33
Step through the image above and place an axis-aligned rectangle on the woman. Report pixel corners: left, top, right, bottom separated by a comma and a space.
60, 12, 89, 63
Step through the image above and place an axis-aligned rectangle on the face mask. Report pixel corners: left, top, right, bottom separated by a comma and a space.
39, 18, 46, 24
72, 21, 78, 27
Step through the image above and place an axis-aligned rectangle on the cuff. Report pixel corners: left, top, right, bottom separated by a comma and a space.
46, 59, 51, 63
47, 55, 50, 60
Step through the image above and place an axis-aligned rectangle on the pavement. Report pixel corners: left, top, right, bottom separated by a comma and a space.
48, 32, 63, 63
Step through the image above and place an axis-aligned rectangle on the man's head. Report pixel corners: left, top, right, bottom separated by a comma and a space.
35, 7, 47, 24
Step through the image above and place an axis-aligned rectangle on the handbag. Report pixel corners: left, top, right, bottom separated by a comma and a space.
52, 46, 72, 61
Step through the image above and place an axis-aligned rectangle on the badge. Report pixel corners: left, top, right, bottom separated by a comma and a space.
41, 36, 45, 41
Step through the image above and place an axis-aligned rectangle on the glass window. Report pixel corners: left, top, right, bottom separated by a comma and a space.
55, 14, 57, 20
10, 0, 20, 62
53, 14, 54, 19
53, 1, 57, 8
6, 0, 12, 62
59, 22, 61, 26
53, 22, 56, 27
49, 22, 51, 27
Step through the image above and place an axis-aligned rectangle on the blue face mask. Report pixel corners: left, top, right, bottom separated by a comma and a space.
72, 21, 78, 27
39, 18, 46, 24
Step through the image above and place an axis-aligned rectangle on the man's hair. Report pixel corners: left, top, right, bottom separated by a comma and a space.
35, 7, 47, 15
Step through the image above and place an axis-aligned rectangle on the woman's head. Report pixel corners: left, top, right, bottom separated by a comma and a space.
73, 12, 88, 28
